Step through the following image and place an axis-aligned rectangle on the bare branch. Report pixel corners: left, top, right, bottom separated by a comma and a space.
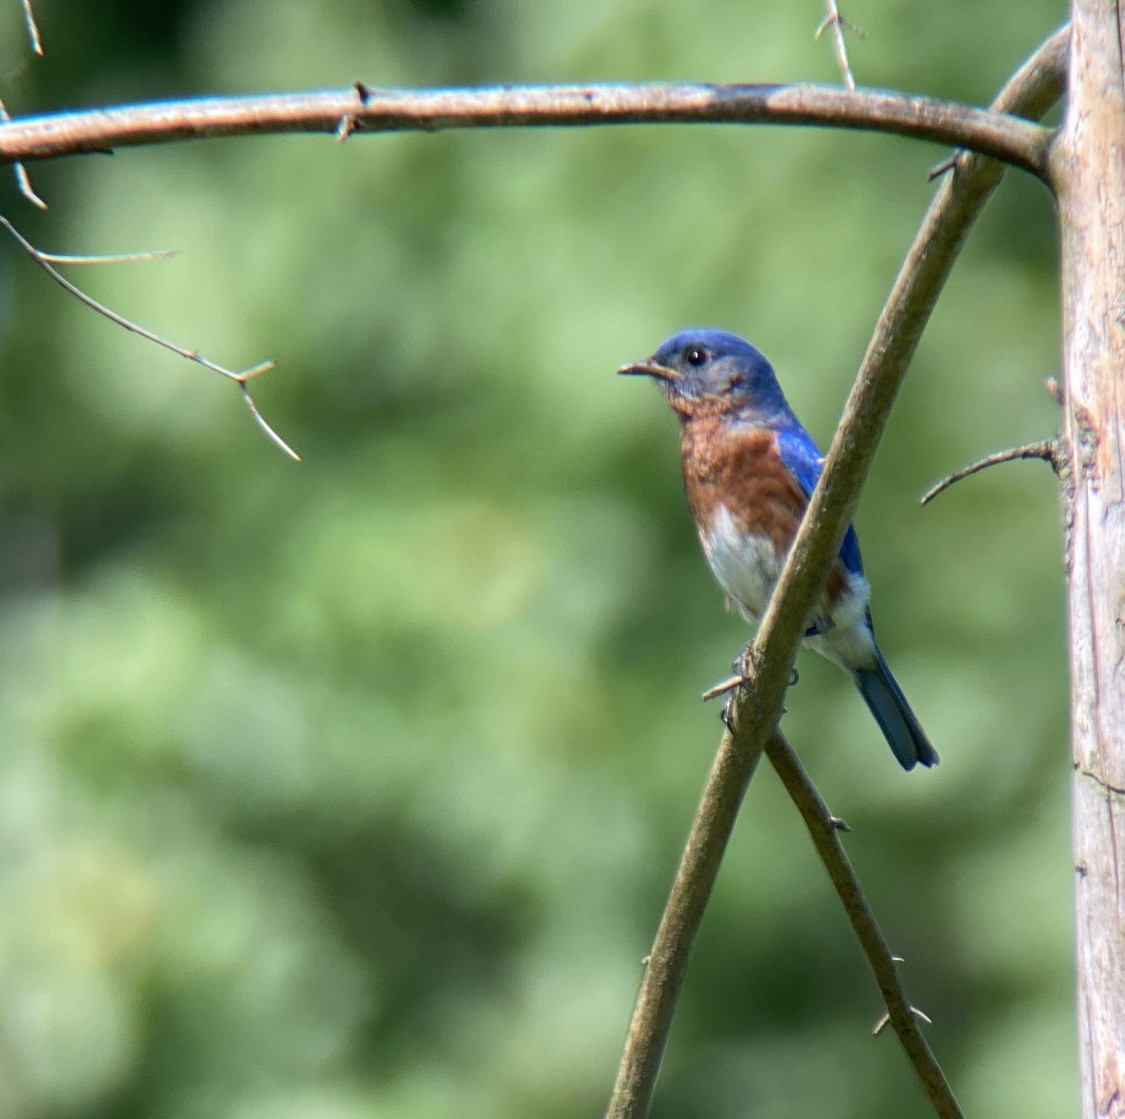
35, 247, 180, 265
765, 731, 959, 1116
21, 0, 43, 55
920, 438, 1059, 505
0, 96, 46, 209
0, 217, 300, 461
605, 23, 1068, 1119
815, 1, 865, 90
0, 82, 1053, 177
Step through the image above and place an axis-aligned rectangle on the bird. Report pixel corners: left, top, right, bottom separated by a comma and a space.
618, 328, 938, 770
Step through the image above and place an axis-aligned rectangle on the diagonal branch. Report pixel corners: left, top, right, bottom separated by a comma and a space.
816, 1, 865, 90
21, 0, 43, 56
0, 82, 1053, 177
1, 216, 300, 461
605, 22, 1068, 1119
764, 731, 959, 1116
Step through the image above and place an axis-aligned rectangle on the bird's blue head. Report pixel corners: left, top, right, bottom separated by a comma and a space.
618, 329, 790, 420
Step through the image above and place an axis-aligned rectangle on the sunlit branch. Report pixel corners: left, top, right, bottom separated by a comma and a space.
0, 82, 1053, 177
21, 0, 43, 55
604, 22, 1068, 1119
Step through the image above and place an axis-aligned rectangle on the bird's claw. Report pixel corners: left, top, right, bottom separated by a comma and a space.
732, 643, 758, 682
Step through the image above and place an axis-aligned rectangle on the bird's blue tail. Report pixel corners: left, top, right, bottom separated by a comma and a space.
854, 648, 939, 770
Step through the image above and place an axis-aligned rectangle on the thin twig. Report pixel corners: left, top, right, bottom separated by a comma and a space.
21, 0, 43, 55
765, 731, 957, 1115
35, 247, 181, 264
605, 23, 1068, 1119
700, 675, 741, 701
0, 83, 1054, 178
920, 438, 1058, 505
0, 96, 46, 209
815, 1, 862, 90
0, 216, 300, 461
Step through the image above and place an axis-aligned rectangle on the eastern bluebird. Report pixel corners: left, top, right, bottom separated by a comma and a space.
619, 328, 938, 770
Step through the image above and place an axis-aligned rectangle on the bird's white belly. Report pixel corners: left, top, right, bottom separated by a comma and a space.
700, 503, 877, 670
699, 504, 784, 623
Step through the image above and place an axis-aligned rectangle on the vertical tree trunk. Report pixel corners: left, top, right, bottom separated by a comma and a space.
1055, 4, 1125, 1117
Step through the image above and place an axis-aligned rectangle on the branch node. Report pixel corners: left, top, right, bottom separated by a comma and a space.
815, 1, 865, 90
920, 438, 1060, 505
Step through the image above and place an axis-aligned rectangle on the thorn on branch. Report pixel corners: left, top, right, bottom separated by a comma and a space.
337, 81, 375, 143
336, 114, 357, 143
920, 438, 1059, 505
872, 1005, 932, 1036
928, 152, 960, 181
0, 215, 300, 461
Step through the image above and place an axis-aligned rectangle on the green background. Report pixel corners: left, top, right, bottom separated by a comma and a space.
0, 1, 1071, 1116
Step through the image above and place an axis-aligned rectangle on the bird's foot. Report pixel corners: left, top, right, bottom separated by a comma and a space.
721, 690, 739, 732
702, 643, 760, 730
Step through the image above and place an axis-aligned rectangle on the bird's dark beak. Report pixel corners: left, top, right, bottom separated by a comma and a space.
616, 359, 680, 381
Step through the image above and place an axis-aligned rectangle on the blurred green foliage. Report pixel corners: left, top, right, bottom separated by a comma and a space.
0, 1, 1072, 1116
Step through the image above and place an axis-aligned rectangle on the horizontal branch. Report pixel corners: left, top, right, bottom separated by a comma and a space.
0, 82, 1053, 177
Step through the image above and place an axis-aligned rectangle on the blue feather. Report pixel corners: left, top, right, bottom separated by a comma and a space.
854, 647, 939, 769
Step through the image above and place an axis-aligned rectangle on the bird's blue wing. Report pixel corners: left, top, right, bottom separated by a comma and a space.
774, 425, 864, 577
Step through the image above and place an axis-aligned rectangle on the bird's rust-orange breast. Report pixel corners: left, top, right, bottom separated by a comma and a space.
679, 418, 848, 608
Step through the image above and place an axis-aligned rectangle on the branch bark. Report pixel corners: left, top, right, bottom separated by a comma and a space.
1050, 4, 1125, 1117
0, 83, 1052, 176
606, 24, 1068, 1119
763, 732, 955, 1114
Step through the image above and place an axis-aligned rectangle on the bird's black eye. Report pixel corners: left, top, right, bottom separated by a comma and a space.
685, 346, 707, 367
